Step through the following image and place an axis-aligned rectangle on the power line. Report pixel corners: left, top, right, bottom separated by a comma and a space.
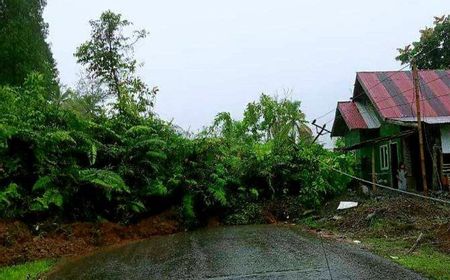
313, 109, 335, 121
311, 42, 449, 198
324, 72, 448, 128
311, 43, 445, 130
350, 64, 411, 102
376, 73, 449, 112
310, 66, 413, 127
330, 167, 450, 205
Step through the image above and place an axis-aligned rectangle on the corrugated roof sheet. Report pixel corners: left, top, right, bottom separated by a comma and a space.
355, 102, 381, 129
356, 70, 450, 119
390, 116, 450, 124
337, 101, 367, 130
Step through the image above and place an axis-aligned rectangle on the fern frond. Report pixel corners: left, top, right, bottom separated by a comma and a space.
79, 169, 130, 195
146, 151, 167, 160
129, 200, 146, 213
30, 189, 63, 212
45, 131, 76, 145
32, 176, 53, 192
88, 144, 97, 165
88, 121, 122, 142
125, 125, 154, 137
133, 138, 166, 150
0, 183, 20, 208
145, 180, 168, 197
210, 184, 227, 206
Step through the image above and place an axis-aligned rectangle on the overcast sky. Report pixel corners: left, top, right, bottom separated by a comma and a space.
44, 0, 449, 142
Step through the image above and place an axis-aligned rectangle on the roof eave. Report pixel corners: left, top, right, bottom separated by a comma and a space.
355, 73, 387, 122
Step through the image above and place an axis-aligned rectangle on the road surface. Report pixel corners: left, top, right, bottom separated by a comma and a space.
48, 225, 424, 279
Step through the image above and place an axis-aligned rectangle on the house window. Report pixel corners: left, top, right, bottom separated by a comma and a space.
380, 145, 389, 170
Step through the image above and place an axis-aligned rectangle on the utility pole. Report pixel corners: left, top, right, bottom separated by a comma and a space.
311, 120, 331, 144
412, 62, 428, 193
371, 146, 377, 191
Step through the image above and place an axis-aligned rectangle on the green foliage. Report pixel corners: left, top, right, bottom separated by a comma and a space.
0, 259, 55, 280
75, 10, 154, 116
0, 183, 20, 210
367, 238, 450, 280
145, 180, 168, 196
0, 0, 58, 92
128, 200, 146, 213
0, 9, 355, 225
32, 176, 53, 192
182, 194, 196, 222
396, 15, 449, 69
0, 81, 354, 225
0, 66, 353, 224
224, 203, 264, 225
31, 189, 64, 212
79, 169, 130, 199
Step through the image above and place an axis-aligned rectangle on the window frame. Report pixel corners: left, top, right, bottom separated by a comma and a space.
379, 144, 389, 171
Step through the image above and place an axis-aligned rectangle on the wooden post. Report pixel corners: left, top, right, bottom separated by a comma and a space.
311, 120, 331, 144
372, 145, 377, 191
313, 124, 327, 144
412, 63, 428, 193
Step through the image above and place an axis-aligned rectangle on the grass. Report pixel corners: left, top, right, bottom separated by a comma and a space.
299, 216, 322, 229
0, 259, 56, 280
365, 238, 450, 280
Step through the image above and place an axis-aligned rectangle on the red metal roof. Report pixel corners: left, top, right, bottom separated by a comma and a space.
337, 101, 367, 130
356, 70, 450, 119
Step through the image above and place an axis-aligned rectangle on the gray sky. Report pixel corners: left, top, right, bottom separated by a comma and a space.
44, 0, 449, 142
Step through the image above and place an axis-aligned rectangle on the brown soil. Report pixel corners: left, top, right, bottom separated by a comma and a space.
262, 210, 277, 224
0, 210, 181, 266
318, 193, 450, 253
436, 222, 450, 253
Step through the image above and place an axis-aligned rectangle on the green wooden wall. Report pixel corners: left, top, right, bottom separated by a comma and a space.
343, 123, 404, 187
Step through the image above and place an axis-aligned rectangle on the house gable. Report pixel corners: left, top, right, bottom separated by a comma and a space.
355, 70, 450, 120
331, 101, 367, 137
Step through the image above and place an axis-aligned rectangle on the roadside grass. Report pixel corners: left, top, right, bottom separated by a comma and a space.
365, 238, 450, 280
0, 259, 56, 280
299, 216, 322, 229
297, 192, 450, 280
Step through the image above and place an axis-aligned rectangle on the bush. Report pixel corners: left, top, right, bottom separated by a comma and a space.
0, 77, 354, 225
224, 202, 264, 225
0, 10, 355, 225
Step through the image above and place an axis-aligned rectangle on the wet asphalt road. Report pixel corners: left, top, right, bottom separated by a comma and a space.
48, 225, 425, 280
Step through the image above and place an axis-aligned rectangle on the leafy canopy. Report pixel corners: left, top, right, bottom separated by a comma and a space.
75, 10, 155, 117
0, 0, 58, 93
396, 15, 449, 69
0, 9, 354, 226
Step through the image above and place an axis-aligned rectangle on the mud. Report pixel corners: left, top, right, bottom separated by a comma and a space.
0, 210, 181, 266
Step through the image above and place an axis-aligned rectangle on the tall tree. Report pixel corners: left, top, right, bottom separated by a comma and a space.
75, 10, 155, 117
396, 15, 449, 69
0, 0, 59, 92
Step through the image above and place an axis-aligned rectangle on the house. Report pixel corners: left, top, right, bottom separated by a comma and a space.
331, 70, 450, 191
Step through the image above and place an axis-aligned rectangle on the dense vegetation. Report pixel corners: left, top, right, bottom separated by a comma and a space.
0, 7, 354, 226
0, 0, 58, 92
396, 15, 449, 69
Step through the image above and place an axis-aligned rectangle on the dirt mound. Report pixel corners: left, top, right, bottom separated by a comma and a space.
0, 210, 181, 266
328, 195, 448, 232
132, 211, 179, 238
435, 222, 450, 253
321, 193, 450, 253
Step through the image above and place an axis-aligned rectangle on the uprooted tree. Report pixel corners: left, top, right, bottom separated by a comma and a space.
0, 11, 354, 226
